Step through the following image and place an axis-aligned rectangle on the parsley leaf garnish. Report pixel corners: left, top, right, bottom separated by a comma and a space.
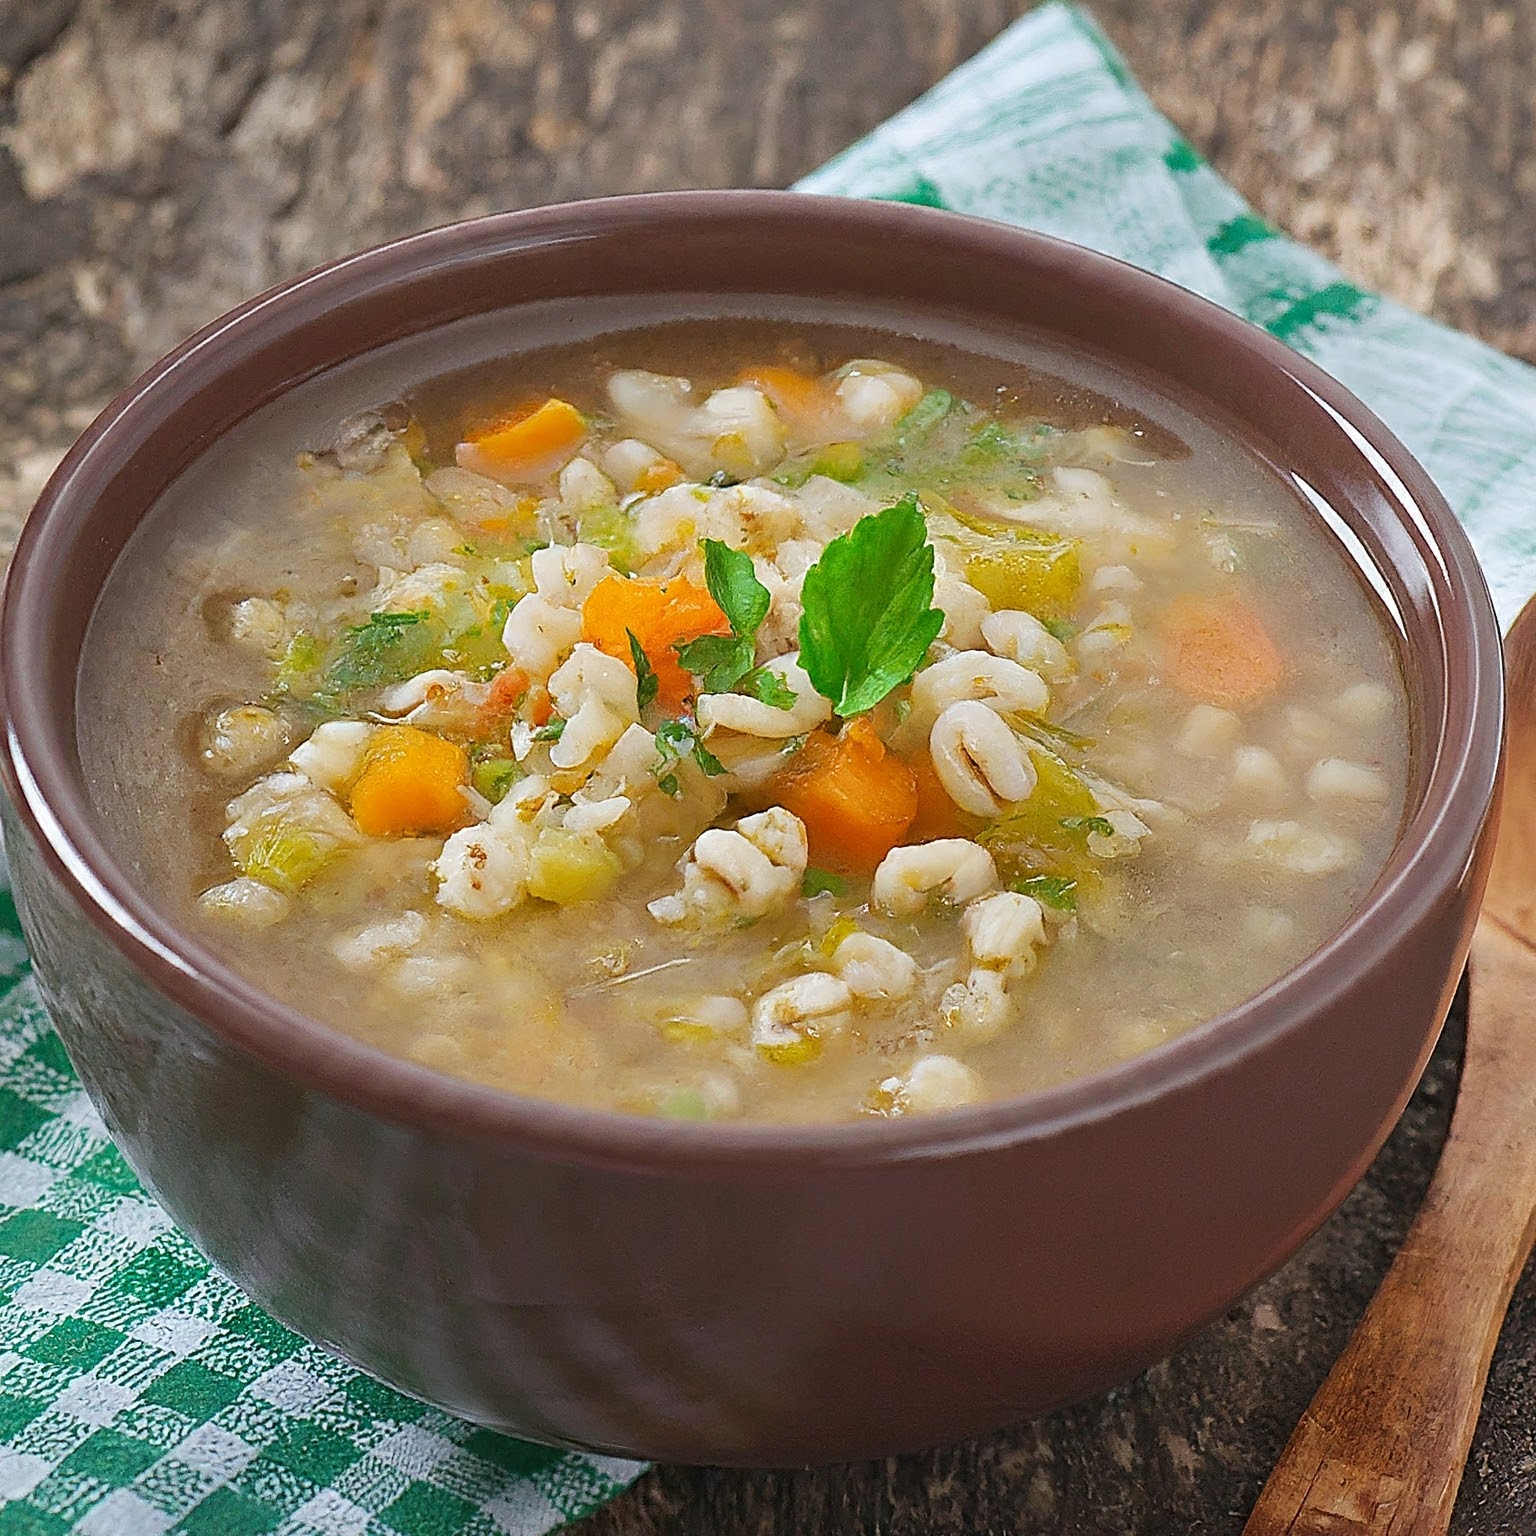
652, 717, 724, 795
801, 867, 848, 899
675, 538, 772, 693
532, 717, 566, 742
738, 665, 797, 710
674, 632, 753, 693
627, 628, 659, 712
693, 739, 726, 777
703, 537, 770, 634
797, 493, 944, 717
1010, 874, 1078, 912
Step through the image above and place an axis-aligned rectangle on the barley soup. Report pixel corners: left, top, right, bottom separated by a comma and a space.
80, 313, 1409, 1123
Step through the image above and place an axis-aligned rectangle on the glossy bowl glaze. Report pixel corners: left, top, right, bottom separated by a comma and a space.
0, 192, 1504, 1465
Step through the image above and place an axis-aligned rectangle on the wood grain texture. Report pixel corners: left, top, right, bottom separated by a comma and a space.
1242, 921, 1536, 1536
2, 3, 1532, 1531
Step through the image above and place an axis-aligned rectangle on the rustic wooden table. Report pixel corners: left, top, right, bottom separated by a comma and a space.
3, 3, 1531, 1531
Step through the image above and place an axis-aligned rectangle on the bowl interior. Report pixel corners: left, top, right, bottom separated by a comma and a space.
0, 191, 1503, 1162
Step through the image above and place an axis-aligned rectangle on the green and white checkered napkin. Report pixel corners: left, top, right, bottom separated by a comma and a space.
4, 3, 1533, 1530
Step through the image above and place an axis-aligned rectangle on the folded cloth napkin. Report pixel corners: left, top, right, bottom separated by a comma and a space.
2, 4, 1531, 1533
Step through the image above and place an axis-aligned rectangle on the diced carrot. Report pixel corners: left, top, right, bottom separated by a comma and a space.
458, 398, 587, 484
905, 749, 980, 843
739, 364, 832, 427
525, 684, 553, 728
771, 717, 919, 873
1162, 593, 1285, 708
475, 666, 530, 734
467, 494, 541, 541
349, 725, 470, 838
581, 573, 730, 710
634, 457, 683, 493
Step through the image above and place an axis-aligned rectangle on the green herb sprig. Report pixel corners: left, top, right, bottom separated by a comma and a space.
675, 538, 775, 695
797, 493, 944, 717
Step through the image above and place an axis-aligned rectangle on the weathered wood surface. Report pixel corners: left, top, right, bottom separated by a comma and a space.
1, 3, 1530, 1531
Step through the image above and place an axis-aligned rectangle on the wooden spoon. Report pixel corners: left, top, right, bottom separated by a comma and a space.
1243, 596, 1535, 1536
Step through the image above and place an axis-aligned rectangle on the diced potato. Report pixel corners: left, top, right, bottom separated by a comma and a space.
526, 827, 622, 906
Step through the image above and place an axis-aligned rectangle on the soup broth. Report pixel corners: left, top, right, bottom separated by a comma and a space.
80, 308, 1409, 1123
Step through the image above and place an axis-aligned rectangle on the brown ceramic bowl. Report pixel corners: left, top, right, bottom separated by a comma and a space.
0, 192, 1504, 1465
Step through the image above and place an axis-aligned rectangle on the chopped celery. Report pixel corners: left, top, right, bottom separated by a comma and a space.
577, 502, 643, 572
816, 913, 861, 956
959, 419, 1015, 463
271, 632, 325, 697
658, 1019, 721, 1046
979, 747, 1102, 888
756, 1034, 824, 1066
961, 530, 1081, 617
895, 388, 956, 445
470, 757, 523, 804
1060, 814, 1116, 841
772, 441, 865, 488
232, 822, 339, 893
1015, 714, 1096, 755
811, 441, 864, 481
440, 589, 524, 675
526, 828, 622, 905
312, 610, 441, 708
856, 393, 1048, 503
657, 1086, 711, 1120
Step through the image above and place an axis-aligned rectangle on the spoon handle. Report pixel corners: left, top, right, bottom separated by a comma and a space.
1242, 919, 1536, 1536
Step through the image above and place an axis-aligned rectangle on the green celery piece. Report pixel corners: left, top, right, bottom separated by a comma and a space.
271, 632, 324, 696
978, 747, 1103, 888
773, 441, 865, 488
812, 441, 864, 481
234, 822, 338, 893
578, 502, 643, 571
797, 494, 945, 717
657, 1087, 711, 1121
894, 388, 956, 446
320, 610, 441, 703
471, 757, 523, 803
962, 534, 1081, 617
960, 419, 1015, 463
859, 388, 1051, 503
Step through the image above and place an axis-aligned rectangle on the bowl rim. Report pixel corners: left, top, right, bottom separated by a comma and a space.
0, 189, 1505, 1172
